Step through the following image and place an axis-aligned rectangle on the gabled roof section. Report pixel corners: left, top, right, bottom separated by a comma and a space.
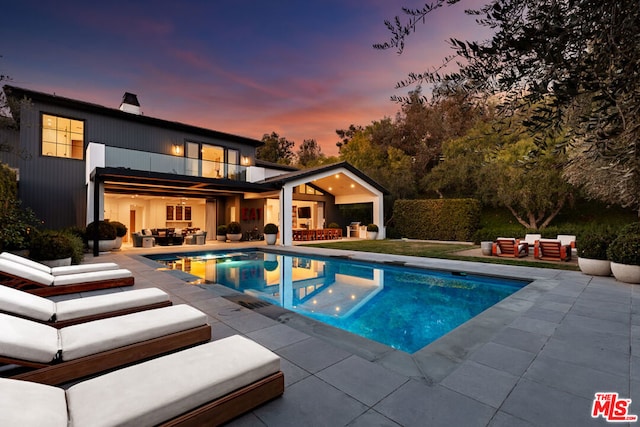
262, 161, 389, 195
3, 85, 264, 148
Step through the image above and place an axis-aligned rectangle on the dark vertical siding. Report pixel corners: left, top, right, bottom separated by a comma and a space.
4, 96, 258, 230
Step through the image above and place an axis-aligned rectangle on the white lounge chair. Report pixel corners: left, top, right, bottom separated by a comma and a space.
0, 335, 283, 427
0, 304, 211, 385
0, 251, 120, 276
0, 285, 171, 328
0, 258, 133, 297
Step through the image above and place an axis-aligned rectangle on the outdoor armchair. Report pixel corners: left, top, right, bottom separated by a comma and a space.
492, 238, 529, 258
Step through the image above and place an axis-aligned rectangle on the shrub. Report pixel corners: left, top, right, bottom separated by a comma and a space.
366, 224, 379, 232
109, 221, 128, 238
264, 223, 278, 234
619, 222, 640, 235
577, 233, 615, 260
471, 226, 528, 244
394, 199, 481, 241
29, 230, 81, 262
327, 222, 340, 229
85, 220, 116, 240
607, 234, 640, 265
263, 260, 279, 271
227, 221, 241, 234
217, 224, 227, 235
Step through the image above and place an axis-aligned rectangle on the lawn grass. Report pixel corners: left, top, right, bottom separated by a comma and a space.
305, 239, 580, 271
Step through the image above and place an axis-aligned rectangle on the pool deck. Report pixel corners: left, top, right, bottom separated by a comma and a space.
67, 241, 638, 426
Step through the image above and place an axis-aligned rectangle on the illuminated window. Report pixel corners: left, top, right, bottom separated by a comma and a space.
201, 144, 225, 178
295, 184, 324, 196
42, 114, 84, 159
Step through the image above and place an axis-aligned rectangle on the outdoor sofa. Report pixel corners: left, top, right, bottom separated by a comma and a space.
0, 335, 284, 426
0, 285, 171, 328
0, 304, 211, 385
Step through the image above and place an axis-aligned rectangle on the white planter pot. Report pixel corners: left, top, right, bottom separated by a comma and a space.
611, 262, 640, 284
112, 236, 123, 250
40, 257, 72, 268
216, 235, 226, 242
265, 234, 277, 245
88, 239, 117, 252
578, 258, 611, 276
226, 233, 242, 242
366, 231, 378, 240
480, 241, 493, 256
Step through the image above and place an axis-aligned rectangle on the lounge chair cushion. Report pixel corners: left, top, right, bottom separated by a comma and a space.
0, 378, 67, 427
0, 313, 60, 363
0, 251, 119, 275
0, 259, 54, 285
0, 304, 206, 364
557, 234, 576, 247
66, 335, 281, 427
0, 284, 56, 321
0, 251, 53, 273
52, 268, 132, 286
0, 286, 169, 323
50, 263, 119, 276
55, 288, 169, 321
59, 304, 206, 360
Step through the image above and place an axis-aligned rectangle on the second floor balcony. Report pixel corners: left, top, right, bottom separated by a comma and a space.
104, 146, 248, 181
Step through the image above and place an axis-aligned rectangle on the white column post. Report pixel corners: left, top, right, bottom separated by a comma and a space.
373, 193, 385, 239
279, 184, 294, 246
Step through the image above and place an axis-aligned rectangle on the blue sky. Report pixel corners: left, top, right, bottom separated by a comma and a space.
1, 0, 489, 155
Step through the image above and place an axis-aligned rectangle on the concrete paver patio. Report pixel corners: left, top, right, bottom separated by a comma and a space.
66, 242, 638, 426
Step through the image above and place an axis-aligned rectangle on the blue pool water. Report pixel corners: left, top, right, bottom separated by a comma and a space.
148, 250, 529, 353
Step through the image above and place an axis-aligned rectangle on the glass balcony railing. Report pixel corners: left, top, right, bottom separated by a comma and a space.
104, 146, 247, 181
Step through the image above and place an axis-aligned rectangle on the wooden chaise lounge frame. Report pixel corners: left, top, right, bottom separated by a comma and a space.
534, 239, 572, 261
1, 335, 285, 427
161, 372, 284, 426
0, 270, 134, 297
1, 325, 211, 385
492, 238, 529, 258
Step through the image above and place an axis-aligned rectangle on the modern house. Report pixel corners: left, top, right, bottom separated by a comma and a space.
0, 85, 386, 249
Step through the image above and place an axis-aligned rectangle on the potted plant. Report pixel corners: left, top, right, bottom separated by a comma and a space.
264, 223, 278, 245
607, 234, 640, 283
366, 223, 379, 240
216, 224, 227, 242
109, 221, 128, 250
85, 220, 117, 252
226, 221, 242, 242
29, 230, 77, 267
577, 233, 613, 276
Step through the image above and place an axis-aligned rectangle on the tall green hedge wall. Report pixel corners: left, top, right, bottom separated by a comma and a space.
393, 199, 481, 241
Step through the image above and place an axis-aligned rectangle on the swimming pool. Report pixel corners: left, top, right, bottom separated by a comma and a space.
148, 250, 529, 353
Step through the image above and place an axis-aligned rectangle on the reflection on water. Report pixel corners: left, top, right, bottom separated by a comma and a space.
155, 251, 524, 353
159, 252, 384, 318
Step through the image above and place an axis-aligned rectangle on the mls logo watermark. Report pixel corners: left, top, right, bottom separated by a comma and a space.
592, 392, 638, 422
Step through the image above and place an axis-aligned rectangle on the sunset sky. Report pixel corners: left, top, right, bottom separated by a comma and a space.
2, 0, 490, 156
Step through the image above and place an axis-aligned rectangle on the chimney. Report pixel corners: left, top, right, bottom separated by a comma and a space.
119, 92, 141, 115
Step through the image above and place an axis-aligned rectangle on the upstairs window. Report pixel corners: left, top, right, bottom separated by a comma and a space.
42, 114, 84, 159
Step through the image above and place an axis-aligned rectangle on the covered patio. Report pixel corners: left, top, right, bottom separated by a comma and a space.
260, 162, 388, 246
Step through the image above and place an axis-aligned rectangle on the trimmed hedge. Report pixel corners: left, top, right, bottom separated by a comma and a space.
393, 199, 481, 241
